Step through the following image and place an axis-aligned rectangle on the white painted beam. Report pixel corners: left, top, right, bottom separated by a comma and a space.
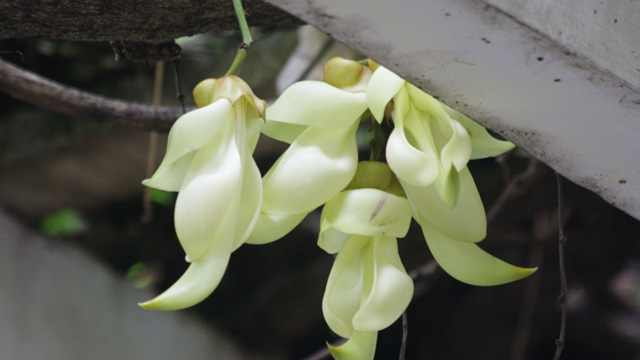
267, 0, 640, 220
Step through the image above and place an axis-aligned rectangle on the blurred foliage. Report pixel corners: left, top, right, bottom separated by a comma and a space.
40, 208, 88, 237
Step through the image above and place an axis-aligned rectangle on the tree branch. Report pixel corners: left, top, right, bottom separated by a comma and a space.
0, 58, 189, 132
0, 0, 302, 42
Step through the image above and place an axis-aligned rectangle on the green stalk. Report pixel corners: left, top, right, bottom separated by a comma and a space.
232, 0, 253, 46
225, 48, 247, 76
225, 0, 253, 75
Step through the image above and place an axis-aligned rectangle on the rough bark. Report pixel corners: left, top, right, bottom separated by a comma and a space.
0, 0, 302, 43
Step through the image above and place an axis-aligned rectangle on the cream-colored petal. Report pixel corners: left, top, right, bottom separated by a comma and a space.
439, 119, 472, 172
174, 122, 243, 261
402, 167, 486, 242
432, 166, 461, 208
245, 211, 308, 245
318, 226, 349, 255
405, 87, 472, 172
386, 110, 441, 187
352, 236, 413, 332
144, 99, 233, 191
443, 105, 515, 159
268, 81, 367, 129
246, 112, 263, 153
231, 157, 263, 251
260, 119, 307, 144
421, 218, 537, 286
262, 125, 358, 215
320, 189, 412, 239
142, 151, 196, 192
406, 83, 449, 118
328, 331, 378, 360
323, 235, 369, 338
138, 249, 231, 310
366, 66, 404, 123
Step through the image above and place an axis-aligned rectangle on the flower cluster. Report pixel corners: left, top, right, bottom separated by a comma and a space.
141, 57, 536, 359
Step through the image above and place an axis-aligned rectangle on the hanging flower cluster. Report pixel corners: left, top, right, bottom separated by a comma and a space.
141, 57, 536, 359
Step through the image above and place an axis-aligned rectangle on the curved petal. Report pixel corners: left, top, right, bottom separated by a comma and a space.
443, 105, 515, 159
366, 66, 404, 123
403, 167, 486, 242
432, 166, 461, 208
138, 249, 231, 310
421, 219, 537, 286
174, 122, 243, 261
231, 157, 263, 251
352, 236, 413, 332
318, 226, 349, 255
406, 83, 449, 119
386, 103, 441, 187
328, 331, 378, 360
323, 235, 369, 338
245, 111, 263, 153
143, 99, 232, 191
406, 84, 472, 171
245, 211, 308, 245
320, 189, 412, 239
260, 119, 307, 144
268, 81, 367, 129
439, 119, 472, 172
141, 151, 196, 192
262, 125, 358, 215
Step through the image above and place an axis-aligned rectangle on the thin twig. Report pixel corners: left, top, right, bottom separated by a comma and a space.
0, 50, 25, 62
171, 57, 186, 113
301, 339, 346, 360
141, 61, 164, 224
487, 158, 543, 223
0, 58, 190, 131
509, 212, 551, 360
553, 172, 568, 360
399, 312, 408, 360
410, 260, 440, 299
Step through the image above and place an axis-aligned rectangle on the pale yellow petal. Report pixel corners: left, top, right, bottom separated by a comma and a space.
352, 237, 413, 332
421, 218, 537, 286
402, 167, 486, 242
262, 125, 358, 215
245, 211, 308, 245
366, 66, 404, 123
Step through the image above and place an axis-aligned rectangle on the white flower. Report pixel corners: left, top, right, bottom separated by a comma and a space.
366, 64, 535, 286
247, 57, 371, 245
319, 162, 413, 360
140, 76, 265, 310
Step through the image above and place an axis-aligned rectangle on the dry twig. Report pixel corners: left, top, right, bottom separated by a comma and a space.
0, 58, 189, 132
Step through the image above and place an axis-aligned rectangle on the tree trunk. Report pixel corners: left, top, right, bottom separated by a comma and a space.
0, 0, 302, 42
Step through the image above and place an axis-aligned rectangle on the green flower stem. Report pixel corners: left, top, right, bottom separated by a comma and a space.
225, 0, 253, 75
225, 48, 247, 76
369, 121, 383, 161
232, 0, 253, 46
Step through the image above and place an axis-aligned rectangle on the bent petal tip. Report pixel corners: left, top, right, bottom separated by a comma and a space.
138, 253, 231, 311
327, 332, 378, 360
422, 219, 536, 286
